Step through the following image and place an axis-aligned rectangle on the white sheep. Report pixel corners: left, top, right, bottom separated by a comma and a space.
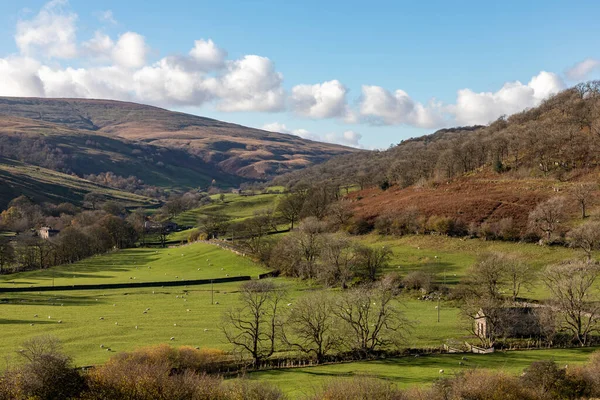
170, 337, 175, 341
439, 369, 444, 374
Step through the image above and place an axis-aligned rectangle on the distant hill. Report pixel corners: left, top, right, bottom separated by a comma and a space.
0, 157, 157, 210
0, 97, 356, 183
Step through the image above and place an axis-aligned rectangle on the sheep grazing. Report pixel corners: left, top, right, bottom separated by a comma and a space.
100, 344, 104, 348
170, 337, 175, 341
287, 303, 292, 306
99, 317, 104, 320
57, 320, 62, 324
203, 329, 208, 332
30, 323, 34, 326
459, 361, 463, 366
34, 314, 38, 318
439, 369, 444, 374
115, 322, 118, 325
186, 309, 191, 312
113, 304, 116, 307
174, 323, 177, 326
106, 348, 111, 352
135, 326, 138, 330
226, 274, 229, 277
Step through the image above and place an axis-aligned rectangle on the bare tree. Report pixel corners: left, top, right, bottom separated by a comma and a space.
501, 254, 535, 301
276, 193, 305, 230
283, 292, 341, 363
319, 233, 357, 288
354, 245, 392, 282
572, 183, 596, 219
528, 197, 566, 242
222, 280, 286, 365
544, 260, 600, 346
567, 220, 600, 260
333, 284, 408, 356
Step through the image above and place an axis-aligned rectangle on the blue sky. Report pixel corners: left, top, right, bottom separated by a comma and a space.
1, 0, 599, 148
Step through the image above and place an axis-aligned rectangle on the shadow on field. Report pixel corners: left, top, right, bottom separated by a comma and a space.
0, 293, 102, 306
0, 319, 53, 325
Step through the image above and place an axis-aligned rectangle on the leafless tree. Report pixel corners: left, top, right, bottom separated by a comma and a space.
572, 183, 596, 219
567, 221, 600, 260
544, 260, 600, 346
283, 292, 341, 363
528, 197, 566, 242
222, 280, 287, 365
318, 233, 357, 288
333, 283, 408, 355
354, 245, 392, 282
276, 193, 305, 230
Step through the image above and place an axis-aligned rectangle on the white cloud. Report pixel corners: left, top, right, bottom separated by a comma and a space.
290, 80, 349, 119
451, 71, 565, 125
207, 55, 285, 112
82, 31, 114, 59
565, 58, 600, 81
0, 56, 44, 97
262, 122, 362, 147
112, 32, 148, 69
325, 130, 362, 147
359, 85, 445, 128
189, 39, 227, 71
15, 0, 78, 59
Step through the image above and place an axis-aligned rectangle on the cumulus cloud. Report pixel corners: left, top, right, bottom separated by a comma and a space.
290, 80, 349, 119
112, 32, 148, 69
189, 39, 227, 71
15, 0, 78, 58
359, 85, 445, 128
207, 55, 285, 112
565, 58, 600, 81
325, 130, 362, 147
451, 71, 565, 125
0, 56, 44, 97
262, 122, 362, 147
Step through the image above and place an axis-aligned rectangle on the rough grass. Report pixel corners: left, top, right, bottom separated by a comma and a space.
358, 234, 586, 300
249, 347, 599, 399
0, 242, 268, 288
0, 158, 156, 209
174, 193, 282, 226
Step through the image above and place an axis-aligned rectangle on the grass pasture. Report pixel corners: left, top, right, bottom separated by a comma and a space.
359, 234, 583, 300
0, 242, 267, 288
250, 348, 599, 398
174, 193, 282, 226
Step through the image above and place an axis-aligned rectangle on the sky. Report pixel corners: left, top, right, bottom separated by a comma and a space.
0, 1, 599, 149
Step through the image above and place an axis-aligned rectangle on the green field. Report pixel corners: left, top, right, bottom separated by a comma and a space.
174, 193, 282, 226
250, 348, 599, 398
358, 234, 584, 300
0, 242, 267, 288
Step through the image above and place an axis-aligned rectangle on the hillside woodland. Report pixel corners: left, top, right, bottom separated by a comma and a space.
274, 81, 600, 235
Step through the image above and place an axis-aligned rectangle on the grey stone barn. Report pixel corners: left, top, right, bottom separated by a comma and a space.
474, 307, 544, 339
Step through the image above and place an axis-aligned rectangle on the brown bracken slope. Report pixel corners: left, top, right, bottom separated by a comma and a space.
0, 97, 356, 180
348, 170, 597, 233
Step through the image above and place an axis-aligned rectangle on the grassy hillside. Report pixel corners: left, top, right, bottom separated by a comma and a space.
0, 242, 266, 288
0, 157, 156, 209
